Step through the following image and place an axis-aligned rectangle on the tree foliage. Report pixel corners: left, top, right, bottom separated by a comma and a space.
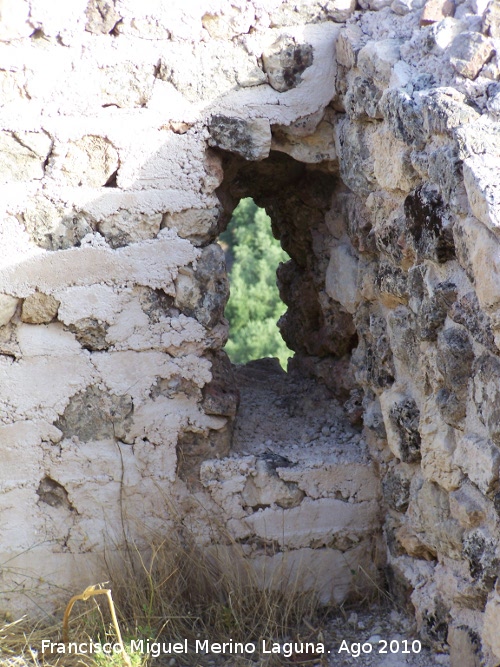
220, 198, 292, 368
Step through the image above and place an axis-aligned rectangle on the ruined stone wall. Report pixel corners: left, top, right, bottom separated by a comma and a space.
1, 0, 500, 662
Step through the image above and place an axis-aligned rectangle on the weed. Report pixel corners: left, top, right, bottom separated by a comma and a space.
2, 517, 328, 667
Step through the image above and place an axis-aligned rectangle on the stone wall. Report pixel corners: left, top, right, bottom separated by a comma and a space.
1, 0, 500, 662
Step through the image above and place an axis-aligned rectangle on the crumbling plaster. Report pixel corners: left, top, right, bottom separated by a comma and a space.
1, 0, 500, 663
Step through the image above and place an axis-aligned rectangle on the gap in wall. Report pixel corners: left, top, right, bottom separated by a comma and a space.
219, 197, 292, 370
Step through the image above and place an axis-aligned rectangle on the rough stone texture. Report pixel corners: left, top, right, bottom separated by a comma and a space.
447, 32, 495, 79
21, 292, 59, 324
208, 116, 272, 161
262, 36, 314, 92
3, 0, 500, 660
420, 0, 455, 25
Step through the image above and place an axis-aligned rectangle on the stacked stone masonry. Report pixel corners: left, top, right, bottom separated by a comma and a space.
1, 0, 500, 663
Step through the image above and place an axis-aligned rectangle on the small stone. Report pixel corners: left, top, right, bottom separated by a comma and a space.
420, 0, 455, 24
324, 0, 357, 21
61, 135, 119, 187
0, 294, 19, 327
207, 115, 271, 161
21, 293, 60, 324
348, 611, 358, 625
0, 131, 52, 183
262, 36, 314, 93
483, 0, 500, 38
447, 31, 495, 79
463, 156, 500, 233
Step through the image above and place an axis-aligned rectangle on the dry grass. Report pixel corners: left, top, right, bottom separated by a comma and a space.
1, 526, 327, 667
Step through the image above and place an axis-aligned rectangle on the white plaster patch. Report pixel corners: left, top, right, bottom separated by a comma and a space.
0, 230, 200, 297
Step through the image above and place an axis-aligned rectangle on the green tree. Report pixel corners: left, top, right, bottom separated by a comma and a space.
220, 198, 292, 368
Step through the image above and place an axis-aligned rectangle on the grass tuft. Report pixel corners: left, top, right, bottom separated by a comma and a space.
1, 524, 327, 667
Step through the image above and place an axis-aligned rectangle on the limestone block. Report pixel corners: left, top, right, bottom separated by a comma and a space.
449, 292, 496, 352
281, 462, 380, 502
435, 326, 474, 428
483, 585, 500, 660
380, 388, 421, 463
449, 483, 490, 529
447, 32, 495, 79
55, 384, 133, 443
455, 119, 500, 159
0, 131, 51, 183
0, 293, 18, 326
344, 76, 382, 121
418, 88, 479, 136
335, 23, 364, 69
357, 39, 402, 86
202, 350, 239, 418
325, 243, 359, 313
434, 557, 490, 611
380, 88, 425, 149
448, 624, 482, 667
452, 217, 500, 316
241, 459, 305, 510
431, 17, 467, 52
208, 115, 271, 161
382, 464, 413, 512
201, 456, 256, 520
98, 212, 162, 249
85, 0, 121, 34
419, 399, 463, 491
420, 0, 455, 24
463, 156, 500, 233
408, 478, 464, 558
404, 184, 455, 264
60, 135, 119, 187
372, 127, 419, 193
324, 0, 357, 21
271, 117, 338, 164
174, 244, 229, 328
417, 280, 457, 342
215, 541, 381, 605
473, 353, 500, 445
483, 0, 500, 37
358, 0, 393, 9
162, 208, 219, 244
391, 0, 425, 15
262, 36, 314, 93
16, 323, 81, 358
462, 527, 499, 590
453, 433, 500, 495
394, 522, 436, 560
336, 117, 377, 196
21, 293, 60, 324
201, 5, 254, 40
243, 497, 380, 549
482, 53, 500, 81
22, 194, 79, 251
487, 82, 500, 116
